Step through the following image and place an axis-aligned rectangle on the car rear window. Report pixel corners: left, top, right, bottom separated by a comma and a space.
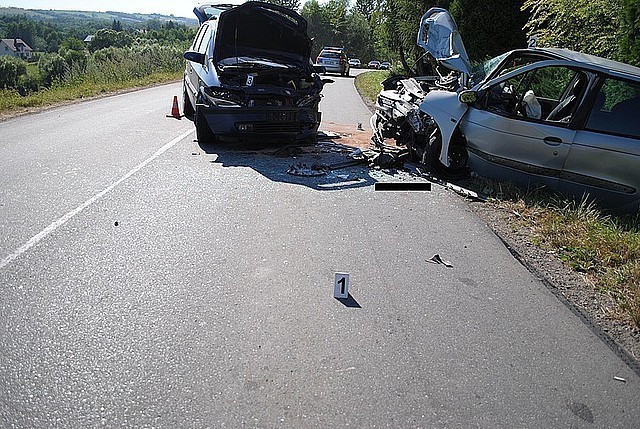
586, 77, 640, 139
320, 51, 340, 58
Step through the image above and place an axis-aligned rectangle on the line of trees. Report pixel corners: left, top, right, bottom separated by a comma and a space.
2, 0, 638, 92
265, 0, 640, 73
0, 15, 195, 94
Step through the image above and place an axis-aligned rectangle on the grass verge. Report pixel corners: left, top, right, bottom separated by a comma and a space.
355, 70, 640, 329
0, 70, 182, 116
354, 70, 389, 105
489, 188, 640, 329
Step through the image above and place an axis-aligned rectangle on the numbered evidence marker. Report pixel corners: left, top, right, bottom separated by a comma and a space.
334, 273, 349, 299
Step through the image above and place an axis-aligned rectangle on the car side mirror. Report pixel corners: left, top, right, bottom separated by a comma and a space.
459, 90, 477, 104
313, 65, 326, 74
184, 51, 206, 65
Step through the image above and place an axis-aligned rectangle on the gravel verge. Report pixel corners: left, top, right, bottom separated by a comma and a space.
467, 199, 640, 375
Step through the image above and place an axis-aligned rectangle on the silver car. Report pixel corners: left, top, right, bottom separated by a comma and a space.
374, 8, 640, 213
315, 47, 350, 76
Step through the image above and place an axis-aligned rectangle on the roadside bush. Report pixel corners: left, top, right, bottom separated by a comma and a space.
60, 47, 88, 72
17, 73, 41, 95
38, 53, 68, 87
0, 56, 27, 89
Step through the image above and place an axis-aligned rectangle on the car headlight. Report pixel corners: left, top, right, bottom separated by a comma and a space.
203, 87, 245, 108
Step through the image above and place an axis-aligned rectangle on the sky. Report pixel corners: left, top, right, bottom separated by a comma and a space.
0, 1, 199, 19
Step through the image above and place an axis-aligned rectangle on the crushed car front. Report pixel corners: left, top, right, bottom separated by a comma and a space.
187, 1, 326, 142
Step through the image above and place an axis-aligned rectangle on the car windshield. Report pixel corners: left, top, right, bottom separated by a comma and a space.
469, 52, 508, 87
217, 56, 293, 70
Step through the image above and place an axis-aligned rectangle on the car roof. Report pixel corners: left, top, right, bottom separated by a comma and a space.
534, 48, 640, 79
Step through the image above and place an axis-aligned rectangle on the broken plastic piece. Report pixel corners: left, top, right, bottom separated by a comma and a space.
287, 163, 327, 176
613, 376, 627, 382
427, 254, 453, 267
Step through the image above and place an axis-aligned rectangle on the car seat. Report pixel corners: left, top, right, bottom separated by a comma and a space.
546, 76, 586, 121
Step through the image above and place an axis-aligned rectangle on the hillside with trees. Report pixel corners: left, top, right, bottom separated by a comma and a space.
1, 0, 638, 104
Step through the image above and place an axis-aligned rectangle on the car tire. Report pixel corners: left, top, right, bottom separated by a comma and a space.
195, 105, 216, 146
423, 128, 468, 178
183, 87, 195, 121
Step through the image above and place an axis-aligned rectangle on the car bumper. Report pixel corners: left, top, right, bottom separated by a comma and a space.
315, 63, 344, 73
200, 105, 321, 141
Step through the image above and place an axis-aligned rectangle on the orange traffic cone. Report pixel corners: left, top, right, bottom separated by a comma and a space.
166, 95, 182, 119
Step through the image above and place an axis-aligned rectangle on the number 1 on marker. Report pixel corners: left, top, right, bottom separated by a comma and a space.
334, 273, 349, 299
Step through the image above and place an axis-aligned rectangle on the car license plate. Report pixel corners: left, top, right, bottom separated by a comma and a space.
267, 111, 296, 122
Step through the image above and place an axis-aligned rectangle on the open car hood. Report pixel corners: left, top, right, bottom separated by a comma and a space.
213, 1, 312, 69
416, 8, 471, 75
193, 2, 245, 24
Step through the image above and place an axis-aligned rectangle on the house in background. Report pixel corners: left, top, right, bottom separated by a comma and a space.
0, 38, 33, 59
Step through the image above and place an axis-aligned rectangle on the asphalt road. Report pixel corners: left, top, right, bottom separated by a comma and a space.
1, 75, 639, 428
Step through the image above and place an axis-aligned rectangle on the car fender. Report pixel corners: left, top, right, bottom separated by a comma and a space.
418, 90, 469, 166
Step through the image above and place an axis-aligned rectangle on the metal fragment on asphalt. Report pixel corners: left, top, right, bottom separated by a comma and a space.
614, 376, 627, 382
427, 254, 453, 267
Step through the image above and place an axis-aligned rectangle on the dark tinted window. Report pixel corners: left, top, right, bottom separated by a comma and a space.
586, 78, 640, 139
320, 51, 341, 59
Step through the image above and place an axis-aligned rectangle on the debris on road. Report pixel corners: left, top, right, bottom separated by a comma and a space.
287, 163, 328, 176
427, 254, 453, 267
372, 152, 405, 169
613, 376, 627, 382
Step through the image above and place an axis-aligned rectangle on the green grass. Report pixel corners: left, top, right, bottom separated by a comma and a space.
0, 70, 182, 114
354, 70, 389, 104
355, 69, 640, 328
495, 192, 640, 328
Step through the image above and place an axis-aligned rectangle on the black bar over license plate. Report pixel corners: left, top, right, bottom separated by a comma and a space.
267, 111, 296, 122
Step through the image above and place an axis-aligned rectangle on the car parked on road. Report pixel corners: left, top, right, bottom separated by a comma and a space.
348, 58, 361, 68
379, 61, 391, 70
368, 60, 380, 69
315, 47, 350, 76
183, 2, 328, 144
373, 7, 640, 212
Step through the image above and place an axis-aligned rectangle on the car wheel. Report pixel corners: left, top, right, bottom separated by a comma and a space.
423, 128, 468, 178
195, 105, 215, 146
183, 87, 195, 121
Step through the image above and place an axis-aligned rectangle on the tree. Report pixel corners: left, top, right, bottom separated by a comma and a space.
523, 0, 620, 59
265, 0, 302, 10
89, 29, 133, 52
450, 0, 528, 61
619, 0, 640, 66
111, 19, 123, 31
301, 0, 376, 60
355, 0, 377, 21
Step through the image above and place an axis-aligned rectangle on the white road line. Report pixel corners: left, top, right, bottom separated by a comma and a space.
0, 129, 194, 271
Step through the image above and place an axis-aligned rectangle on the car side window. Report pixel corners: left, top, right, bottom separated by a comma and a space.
195, 24, 211, 54
586, 77, 640, 139
482, 66, 583, 123
191, 24, 207, 51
